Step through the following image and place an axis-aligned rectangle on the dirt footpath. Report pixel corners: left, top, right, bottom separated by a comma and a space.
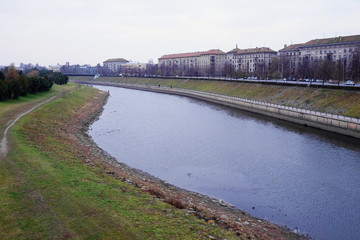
0, 96, 57, 159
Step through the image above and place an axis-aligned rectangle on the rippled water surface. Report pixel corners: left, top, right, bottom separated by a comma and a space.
89, 85, 360, 240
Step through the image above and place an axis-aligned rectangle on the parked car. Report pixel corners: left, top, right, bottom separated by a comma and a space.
345, 80, 355, 86
328, 79, 339, 84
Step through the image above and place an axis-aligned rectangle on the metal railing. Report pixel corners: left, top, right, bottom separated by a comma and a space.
103, 81, 360, 125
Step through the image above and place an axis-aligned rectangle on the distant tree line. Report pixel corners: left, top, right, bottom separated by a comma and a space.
0, 65, 69, 101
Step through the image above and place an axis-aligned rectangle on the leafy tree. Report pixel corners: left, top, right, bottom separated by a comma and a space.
5, 65, 19, 80
39, 77, 53, 92
316, 57, 334, 81
0, 70, 5, 80
351, 47, 360, 81
29, 77, 40, 94
333, 60, 343, 81
0, 65, 55, 102
27, 70, 40, 78
4, 79, 12, 99
18, 74, 29, 97
10, 79, 21, 99
0, 80, 7, 101
268, 57, 281, 79
39, 69, 54, 77
224, 63, 236, 78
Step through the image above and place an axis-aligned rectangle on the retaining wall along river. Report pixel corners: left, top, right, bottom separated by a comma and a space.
75, 80, 360, 138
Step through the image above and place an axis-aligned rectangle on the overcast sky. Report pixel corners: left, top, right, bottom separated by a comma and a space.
0, 0, 359, 66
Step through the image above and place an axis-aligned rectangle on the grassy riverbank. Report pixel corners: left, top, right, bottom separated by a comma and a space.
75, 76, 360, 118
0, 83, 244, 239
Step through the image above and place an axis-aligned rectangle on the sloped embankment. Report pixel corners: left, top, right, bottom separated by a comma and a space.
0, 83, 305, 239
76, 76, 360, 119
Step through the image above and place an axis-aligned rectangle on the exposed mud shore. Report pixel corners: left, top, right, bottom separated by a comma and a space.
72, 86, 309, 239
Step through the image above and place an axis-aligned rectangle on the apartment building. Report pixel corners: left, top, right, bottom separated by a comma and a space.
103, 58, 129, 76
158, 49, 226, 76
122, 63, 147, 76
227, 47, 277, 74
279, 34, 360, 76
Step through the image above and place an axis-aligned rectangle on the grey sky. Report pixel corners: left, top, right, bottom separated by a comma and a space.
0, 0, 359, 66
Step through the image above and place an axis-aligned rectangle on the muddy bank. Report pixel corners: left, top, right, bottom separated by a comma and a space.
71, 86, 308, 239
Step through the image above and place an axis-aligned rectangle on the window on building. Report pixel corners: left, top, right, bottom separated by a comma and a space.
320, 50, 322, 54
334, 50, 336, 54
324, 50, 327, 54
344, 54, 347, 59
320, 56, 322, 60
349, 48, 353, 52
344, 49, 347, 53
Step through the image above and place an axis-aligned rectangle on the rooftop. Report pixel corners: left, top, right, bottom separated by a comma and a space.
279, 34, 360, 51
103, 58, 129, 63
279, 43, 305, 51
304, 34, 360, 46
227, 47, 277, 54
159, 49, 225, 60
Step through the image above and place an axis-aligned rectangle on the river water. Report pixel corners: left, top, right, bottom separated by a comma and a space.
89, 85, 360, 240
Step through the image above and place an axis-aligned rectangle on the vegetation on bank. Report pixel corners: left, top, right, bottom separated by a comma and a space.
0, 65, 68, 101
0, 83, 240, 239
74, 76, 360, 119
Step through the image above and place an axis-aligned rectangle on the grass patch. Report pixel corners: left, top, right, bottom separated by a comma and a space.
0, 83, 239, 239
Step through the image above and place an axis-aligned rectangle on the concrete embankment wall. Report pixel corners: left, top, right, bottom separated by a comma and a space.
77, 80, 360, 139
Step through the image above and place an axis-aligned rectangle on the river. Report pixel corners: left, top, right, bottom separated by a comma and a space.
89, 85, 360, 240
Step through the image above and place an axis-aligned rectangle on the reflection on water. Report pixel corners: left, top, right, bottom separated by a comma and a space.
89, 85, 360, 240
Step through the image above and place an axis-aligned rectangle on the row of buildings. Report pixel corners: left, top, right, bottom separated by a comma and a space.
158, 47, 278, 77
278, 35, 360, 79
60, 59, 148, 77
60, 34, 360, 80
158, 34, 360, 79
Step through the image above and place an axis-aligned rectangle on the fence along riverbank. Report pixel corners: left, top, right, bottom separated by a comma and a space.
75, 80, 360, 139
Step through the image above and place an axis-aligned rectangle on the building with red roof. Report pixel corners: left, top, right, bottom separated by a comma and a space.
278, 34, 360, 80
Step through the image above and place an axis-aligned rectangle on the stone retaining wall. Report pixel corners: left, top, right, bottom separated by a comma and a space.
76, 80, 360, 139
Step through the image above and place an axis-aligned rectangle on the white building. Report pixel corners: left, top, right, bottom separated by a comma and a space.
279, 34, 360, 77
158, 49, 226, 77
227, 47, 277, 74
103, 58, 129, 76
